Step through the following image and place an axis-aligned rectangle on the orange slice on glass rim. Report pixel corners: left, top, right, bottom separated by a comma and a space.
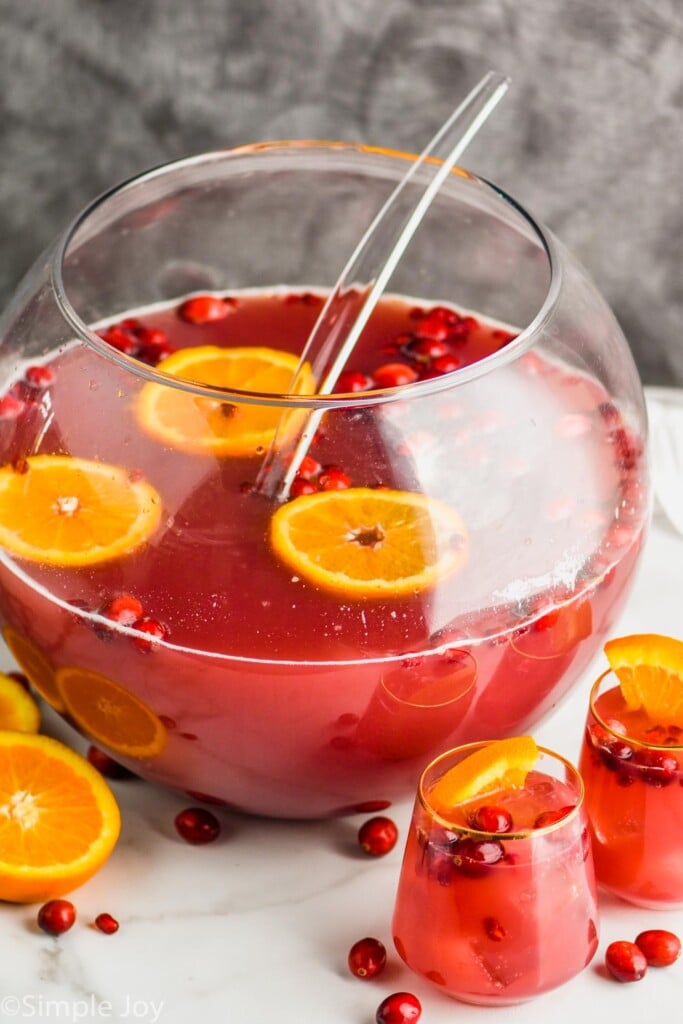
0, 455, 161, 567
56, 666, 167, 759
3, 628, 64, 711
270, 487, 468, 597
604, 633, 683, 725
0, 731, 120, 902
136, 345, 315, 456
0, 671, 40, 732
428, 736, 539, 813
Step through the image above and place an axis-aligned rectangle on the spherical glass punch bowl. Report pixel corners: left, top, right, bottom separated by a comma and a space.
0, 142, 650, 817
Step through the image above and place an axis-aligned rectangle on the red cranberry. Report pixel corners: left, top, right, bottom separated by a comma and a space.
605, 940, 648, 982
633, 748, 679, 786
402, 336, 450, 361
375, 991, 422, 1024
319, 469, 351, 490
373, 363, 419, 388
483, 916, 506, 941
533, 805, 575, 828
453, 837, 505, 876
471, 805, 513, 833
430, 353, 461, 374
87, 745, 135, 779
174, 807, 221, 845
295, 454, 322, 480
24, 364, 55, 388
94, 912, 120, 935
0, 394, 26, 419
37, 899, 76, 936
99, 325, 139, 356
178, 295, 234, 323
415, 312, 453, 340
347, 936, 387, 979
103, 593, 144, 626
289, 477, 318, 497
635, 929, 681, 966
130, 617, 168, 652
358, 816, 399, 856
335, 370, 374, 392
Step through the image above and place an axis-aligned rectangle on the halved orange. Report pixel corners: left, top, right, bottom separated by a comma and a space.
604, 633, 683, 724
136, 345, 315, 456
0, 731, 120, 902
270, 487, 468, 597
0, 671, 40, 732
428, 736, 539, 812
0, 455, 161, 567
56, 666, 167, 758
3, 628, 64, 711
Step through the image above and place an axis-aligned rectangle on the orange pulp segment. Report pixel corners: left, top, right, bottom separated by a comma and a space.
3, 628, 64, 711
270, 487, 468, 597
0, 731, 120, 902
604, 633, 683, 725
0, 672, 40, 732
429, 736, 539, 813
56, 666, 167, 758
136, 345, 315, 455
0, 455, 161, 567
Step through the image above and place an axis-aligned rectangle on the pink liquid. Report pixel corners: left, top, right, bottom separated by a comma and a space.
392, 767, 598, 1004
0, 291, 648, 816
579, 685, 683, 907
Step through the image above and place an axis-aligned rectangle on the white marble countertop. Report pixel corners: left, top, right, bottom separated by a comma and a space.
1, 415, 682, 1023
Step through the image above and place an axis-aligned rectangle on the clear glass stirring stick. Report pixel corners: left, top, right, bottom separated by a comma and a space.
255, 70, 510, 501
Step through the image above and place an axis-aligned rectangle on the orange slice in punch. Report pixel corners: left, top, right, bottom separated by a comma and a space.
0, 456, 161, 567
0, 731, 120, 902
137, 345, 315, 456
604, 633, 683, 726
429, 736, 539, 813
56, 666, 167, 759
270, 487, 468, 598
0, 671, 40, 732
3, 628, 64, 711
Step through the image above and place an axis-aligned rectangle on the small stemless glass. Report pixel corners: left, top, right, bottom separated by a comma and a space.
392, 742, 599, 1005
579, 669, 683, 908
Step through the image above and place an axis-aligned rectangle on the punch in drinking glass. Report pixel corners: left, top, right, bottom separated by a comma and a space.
579, 669, 683, 908
0, 142, 649, 817
392, 742, 599, 1005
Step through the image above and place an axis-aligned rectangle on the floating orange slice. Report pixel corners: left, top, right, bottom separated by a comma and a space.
137, 345, 315, 456
56, 666, 167, 758
0, 731, 120, 902
428, 736, 539, 812
604, 633, 683, 725
0, 455, 161, 567
3, 628, 64, 711
270, 487, 467, 597
0, 671, 41, 732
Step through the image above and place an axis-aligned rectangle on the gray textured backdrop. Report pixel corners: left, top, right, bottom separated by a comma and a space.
0, 0, 681, 382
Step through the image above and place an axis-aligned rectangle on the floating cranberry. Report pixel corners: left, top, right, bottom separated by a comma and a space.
375, 991, 422, 1024
347, 936, 387, 979
99, 325, 139, 356
335, 370, 374, 392
37, 899, 76, 936
24, 364, 55, 389
178, 295, 234, 324
103, 593, 144, 626
635, 929, 681, 967
94, 912, 120, 935
87, 745, 135, 780
358, 816, 399, 856
319, 468, 351, 490
130, 617, 168, 653
483, 916, 506, 941
402, 336, 450, 361
471, 805, 513, 833
605, 940, 648, 982
0, 394, 26, 419
174, 807, 221, 845
289, 478, 318, 497
415, 311, 453, 341
295, 454, 322, 480
632, 748, 679, 787
430, 353, 461, 374
453, 837, 505, 876
533, 805, 575, 828
373, 363, 419, 388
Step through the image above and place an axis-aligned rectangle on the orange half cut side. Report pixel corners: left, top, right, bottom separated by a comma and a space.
604, 633, 683, 725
